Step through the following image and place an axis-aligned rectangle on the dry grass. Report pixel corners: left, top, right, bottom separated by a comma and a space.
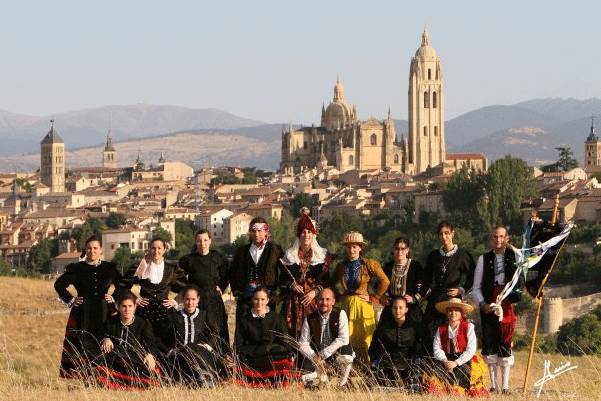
1, 276, 600, 400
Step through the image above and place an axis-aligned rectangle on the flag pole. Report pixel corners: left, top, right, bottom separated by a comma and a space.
522, 195, 564, 393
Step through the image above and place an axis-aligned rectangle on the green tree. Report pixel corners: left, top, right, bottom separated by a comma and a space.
106, 212, 126, 229
288, 192, 319, 216
111, 247, 144, 274
220, 234, 249, 256
483, 156, 538, 232
72, 218, 107, 251
541, 147, 578, 172
267, 215, 296, 249
28, 238, 56, 274
167, 219, 196, 259
0, 256, 13, 276
152, 226, 173, 243
556, 307, 601, 355
442, 168, 486, 229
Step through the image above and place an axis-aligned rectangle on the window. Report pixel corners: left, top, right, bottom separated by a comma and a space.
428, 69, 431, 80
349, 155, 354, 165
370, 134, 377, 145
303, 141, 307, 149
434, 126, 438, 136
394, 154, 399, 164
433, 92, 437, 108
424, 91, 430, 108
424, 126, 428, 136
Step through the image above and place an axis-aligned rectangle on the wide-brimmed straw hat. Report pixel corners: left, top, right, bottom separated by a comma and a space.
341, 231, 367, 247
435, 297, 474, 314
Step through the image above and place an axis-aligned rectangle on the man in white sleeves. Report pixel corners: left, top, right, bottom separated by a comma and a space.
298, 288, 355, 387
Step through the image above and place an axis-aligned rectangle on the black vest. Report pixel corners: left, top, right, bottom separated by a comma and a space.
307, 308, 341, 350
481, 248, 517, 303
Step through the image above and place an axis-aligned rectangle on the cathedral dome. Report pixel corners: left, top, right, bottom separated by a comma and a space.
323, 77, 356, 130
414, 29, 438, 60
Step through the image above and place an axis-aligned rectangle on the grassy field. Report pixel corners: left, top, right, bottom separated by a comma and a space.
1, 276, 599, 400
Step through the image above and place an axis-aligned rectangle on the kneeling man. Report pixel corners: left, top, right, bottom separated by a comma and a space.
298, 288, 355, 387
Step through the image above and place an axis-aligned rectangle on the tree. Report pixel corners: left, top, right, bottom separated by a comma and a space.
288, 192, 319, 216
72, 218, 107, 251
442, 168, 486, 229
267, 215, 296, 250
28, 238, 56, 274
482, 156, 538, 232
0, 256, 13, 276
167, 219, 196, 259
541, 147, 578, 172
106, 212, 126, 229
556, 307, 601, 355
152, 226, 173, 243
111, 246, 144, 274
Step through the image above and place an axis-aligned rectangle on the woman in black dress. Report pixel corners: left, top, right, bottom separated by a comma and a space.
178, 229, 230, 352
120, 237, 186, 351
381, 237, 424, 323
54, 236, 121, 378
422, 222, 476, 339
164, 285, 224, 387
369, 297, 420, 389
232, 287, 299, 387
96, 292, 161, 389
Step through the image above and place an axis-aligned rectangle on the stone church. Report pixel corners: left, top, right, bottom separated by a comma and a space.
280, 29, 483, 176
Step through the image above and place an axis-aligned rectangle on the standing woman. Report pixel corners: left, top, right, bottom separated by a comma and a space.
54, 236, 122, 378
178, 229, 230, 352
421, 222, 475, 333
120, 237, 186, 351
381, 237, 424, 323
280, 209, 333, 338
334, 231, 390, 362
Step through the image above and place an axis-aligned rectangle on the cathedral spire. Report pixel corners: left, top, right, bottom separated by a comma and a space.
422, 26, 430, 46
587, 115, 598, 141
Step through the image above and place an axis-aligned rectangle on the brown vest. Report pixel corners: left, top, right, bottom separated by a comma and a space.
307, 308, 341, 350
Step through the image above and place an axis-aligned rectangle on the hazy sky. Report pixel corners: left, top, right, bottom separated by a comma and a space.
1, 0, 599, 124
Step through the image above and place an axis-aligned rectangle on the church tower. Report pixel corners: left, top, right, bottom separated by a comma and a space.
40, 120, 65, 192
585, 116, 601, 173
408, 28, 445, 174
102, 125, 117, 168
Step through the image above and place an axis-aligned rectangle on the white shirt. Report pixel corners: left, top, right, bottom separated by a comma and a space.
433, 321, 476, 366
298, 309, 349, 360
472, 252, 511, 305
148, 260, 165, 284
249, 243, 266, 265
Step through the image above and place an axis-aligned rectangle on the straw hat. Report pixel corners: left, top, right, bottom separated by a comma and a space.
435, 297, 474, 314
342, 231, 367, 247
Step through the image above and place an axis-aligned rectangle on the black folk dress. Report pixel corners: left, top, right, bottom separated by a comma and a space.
178, 250, 230, 351
54, 260, 122, 378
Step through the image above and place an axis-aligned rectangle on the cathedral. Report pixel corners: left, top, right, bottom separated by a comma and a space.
280, 29, 459, 176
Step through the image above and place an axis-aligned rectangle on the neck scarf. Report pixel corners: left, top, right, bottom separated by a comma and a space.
390, 258, 411, 297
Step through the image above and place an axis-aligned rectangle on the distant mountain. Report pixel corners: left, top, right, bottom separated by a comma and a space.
516, 98, 601, 123
445, 105, 560, 147
0, 104, 265, 156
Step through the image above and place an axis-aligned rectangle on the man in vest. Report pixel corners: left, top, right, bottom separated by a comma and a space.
298, 288, 355, 387
229, 217, 283, 317
472, 225, 523, 395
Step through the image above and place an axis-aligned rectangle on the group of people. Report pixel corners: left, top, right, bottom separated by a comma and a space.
54, 210, 523, 395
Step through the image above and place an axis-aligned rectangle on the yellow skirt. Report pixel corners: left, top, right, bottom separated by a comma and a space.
342, 295, 376, 363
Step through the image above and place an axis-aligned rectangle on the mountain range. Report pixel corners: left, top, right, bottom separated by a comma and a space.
0, 97, 599, 172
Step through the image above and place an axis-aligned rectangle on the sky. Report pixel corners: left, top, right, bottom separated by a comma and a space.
0, 0, 599, 124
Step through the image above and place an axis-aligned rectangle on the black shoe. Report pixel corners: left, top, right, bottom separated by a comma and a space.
501, 389, 511, 395
489, 387, 499, 394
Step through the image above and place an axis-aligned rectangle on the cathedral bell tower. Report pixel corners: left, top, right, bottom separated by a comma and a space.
408, 28, 445, 174
40, 120, 65, 192
103, 125, 117, 168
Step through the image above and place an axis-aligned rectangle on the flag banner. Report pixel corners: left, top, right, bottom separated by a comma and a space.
491, 222, 573, 313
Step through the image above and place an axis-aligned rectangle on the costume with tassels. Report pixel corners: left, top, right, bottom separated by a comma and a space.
279, 210, 334, 338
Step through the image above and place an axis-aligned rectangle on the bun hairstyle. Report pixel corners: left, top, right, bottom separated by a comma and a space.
117, 291, 138, 306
